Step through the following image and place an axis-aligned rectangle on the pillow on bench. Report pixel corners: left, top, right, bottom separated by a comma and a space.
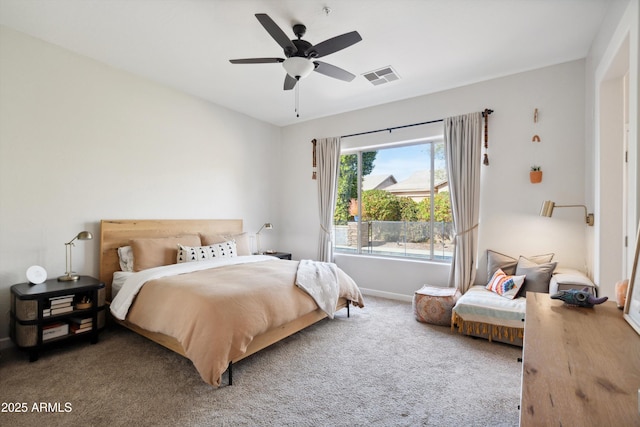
486, 250, 557, 295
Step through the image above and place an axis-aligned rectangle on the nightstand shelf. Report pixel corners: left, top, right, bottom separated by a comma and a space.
10, 276, 106, 361
266, 252, 292, 260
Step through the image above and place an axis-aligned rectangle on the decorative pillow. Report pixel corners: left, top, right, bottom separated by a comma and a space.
130, 235, 201, 271
552, 269, 595, 287
117, 245, 134, 272
486, 268, 526, 299
515, 256, 558, 295
486, 250, 554, 282
201, 232, 251, 256
549, 269, 596, 295
177, 241, 237, 263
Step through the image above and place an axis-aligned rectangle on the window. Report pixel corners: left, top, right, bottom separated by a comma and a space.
333, 139, 453, 261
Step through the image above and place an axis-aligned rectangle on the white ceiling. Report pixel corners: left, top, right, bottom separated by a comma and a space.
0, 0, 613, 127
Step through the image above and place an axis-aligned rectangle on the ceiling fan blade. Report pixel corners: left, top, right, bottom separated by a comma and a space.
313, 61, 356, 82
255, 13, 297, 55
229, 58, 284, 64
284, 74, 297, 90
309, 31, 362, 58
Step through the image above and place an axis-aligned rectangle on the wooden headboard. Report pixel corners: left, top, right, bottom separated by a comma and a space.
99, 219, 243, 299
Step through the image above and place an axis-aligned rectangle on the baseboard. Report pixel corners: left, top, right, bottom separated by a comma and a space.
0, 336, 14, 351
359, 287, 413, 303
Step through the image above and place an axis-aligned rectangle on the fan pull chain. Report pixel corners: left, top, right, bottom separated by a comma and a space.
295, 81, 300, 118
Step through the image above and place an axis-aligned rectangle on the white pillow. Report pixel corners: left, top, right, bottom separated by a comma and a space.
117, 246, 134, 272
553, 268, 594, 284
112, 271, 133, 298
549, 269, 596, 295
177, 241, 237, 263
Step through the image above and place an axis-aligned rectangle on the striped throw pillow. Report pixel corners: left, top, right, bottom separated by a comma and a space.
486, 269, 526, 299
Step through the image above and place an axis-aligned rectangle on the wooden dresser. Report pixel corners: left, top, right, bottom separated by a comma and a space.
520, 292, 640, 426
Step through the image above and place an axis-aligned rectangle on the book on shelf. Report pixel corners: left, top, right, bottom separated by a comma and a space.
50, 301, 72, 310
68, 316, 92, 325
42, 308, 51, 317
50, 305, 74, 316
42, 322, 69, 340
70, 322, 92, 334
49, 295, 74, 305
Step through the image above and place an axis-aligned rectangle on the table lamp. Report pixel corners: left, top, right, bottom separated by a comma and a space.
58, 231, 93, 281
255, 223, 273, 255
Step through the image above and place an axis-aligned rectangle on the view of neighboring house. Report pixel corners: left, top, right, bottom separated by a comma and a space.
362, 174, 397, 191
364, 171, 448, 202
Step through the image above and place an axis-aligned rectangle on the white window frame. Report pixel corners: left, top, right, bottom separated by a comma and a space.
335, 136, 451, 263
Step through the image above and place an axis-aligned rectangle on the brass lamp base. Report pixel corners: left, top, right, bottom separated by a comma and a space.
58, 274, 79, 282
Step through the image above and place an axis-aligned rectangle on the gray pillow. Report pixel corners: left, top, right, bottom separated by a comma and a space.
487, 250, 518, 280
515, 256, 557, 295
486, 250, 554, 282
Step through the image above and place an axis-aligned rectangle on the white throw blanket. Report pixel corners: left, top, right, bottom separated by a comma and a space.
295, 259, 339, 319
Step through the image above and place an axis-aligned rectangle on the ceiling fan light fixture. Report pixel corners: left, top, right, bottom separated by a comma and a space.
283, 57, 314, 79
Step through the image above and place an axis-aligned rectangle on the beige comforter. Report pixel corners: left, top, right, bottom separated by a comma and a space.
125, 258, 364, 386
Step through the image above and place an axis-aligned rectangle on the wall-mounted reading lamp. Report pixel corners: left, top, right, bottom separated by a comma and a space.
540, 201, 594, 226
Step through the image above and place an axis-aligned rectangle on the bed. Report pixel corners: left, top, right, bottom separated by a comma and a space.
99, 219, 364, 386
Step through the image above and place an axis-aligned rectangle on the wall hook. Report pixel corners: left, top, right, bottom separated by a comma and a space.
532, 135, 541, 142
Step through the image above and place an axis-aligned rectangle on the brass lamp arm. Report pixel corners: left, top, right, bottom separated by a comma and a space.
540, 201, 594, 226
554, 204, 594, 226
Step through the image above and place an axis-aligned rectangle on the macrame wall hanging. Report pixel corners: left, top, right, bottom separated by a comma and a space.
482, 109, 493, 165
311, 139, 317, 179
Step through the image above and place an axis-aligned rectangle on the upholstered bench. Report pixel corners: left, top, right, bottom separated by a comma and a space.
413, 286, 461, 326
451, 268, 597, 347
451, 286, 526, 346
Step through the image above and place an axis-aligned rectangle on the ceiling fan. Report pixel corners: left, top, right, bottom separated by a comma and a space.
229, 13, 362, 91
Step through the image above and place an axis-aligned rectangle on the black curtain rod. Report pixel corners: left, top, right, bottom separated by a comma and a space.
340, 109, 493, 139
341, 119, 442, 139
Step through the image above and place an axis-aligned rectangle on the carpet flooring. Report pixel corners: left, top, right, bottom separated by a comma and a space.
0, 296, 522, 426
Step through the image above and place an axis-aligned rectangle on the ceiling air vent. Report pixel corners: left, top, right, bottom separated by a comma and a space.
363, 66, 400, 85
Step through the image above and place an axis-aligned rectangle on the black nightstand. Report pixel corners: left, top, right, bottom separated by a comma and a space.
267, 252, 292, 260
10, 276, 106, 361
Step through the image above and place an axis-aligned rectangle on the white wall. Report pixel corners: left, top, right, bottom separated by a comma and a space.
586, 0, 639, 298
0, 27, 281, 342
280, 60, 588, 299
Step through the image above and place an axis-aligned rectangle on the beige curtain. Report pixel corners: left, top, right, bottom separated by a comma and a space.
316, 137, 341, 262
444, 112, 482, 293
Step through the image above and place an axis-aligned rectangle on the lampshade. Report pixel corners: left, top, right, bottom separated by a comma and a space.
282, 57, 314, 79
539, 200, 594, 226
257, 223, 273, 233
75, 231, 93, 241
540, 200, 555, 217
